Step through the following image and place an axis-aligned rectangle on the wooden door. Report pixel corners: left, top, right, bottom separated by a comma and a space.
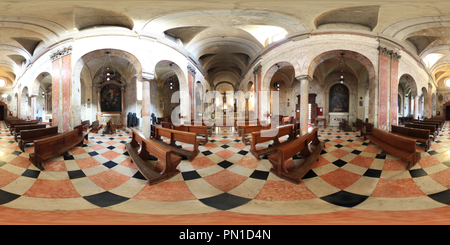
310, 103, 318, 124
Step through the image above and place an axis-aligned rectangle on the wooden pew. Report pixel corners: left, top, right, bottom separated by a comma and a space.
161, 122, 172, 129
423, 118, 444, 130
9, 121, 38, 134
191, 120, 213, 137
81, 120, 90, 132
339, 119, 351, 132
157, 117, 171, 124
6, 118, 24, 128
404, 123, 437, 141
249, 125, 297, 159
153, 126, 200, 161
125, 128, 182, 185
29, 125, 88, 170
353, 118, 365, 131
236, 120, 259, 136
89, 120, 103, 133
18, 126, 60, 152
365, 127, 420, 170
391, 125, 431, 151
4, 117, 18, 127
411, 119, 441, 134
173, 125, 209, 144
241, 125, 263, 145
14, 124, 47, 142
268, 128, 324, 184
281, 116, 294, 125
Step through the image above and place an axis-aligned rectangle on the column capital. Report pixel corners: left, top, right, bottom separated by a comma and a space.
140, 72, 155, 82
296, 75, 312, 82
50, 46, 72, 61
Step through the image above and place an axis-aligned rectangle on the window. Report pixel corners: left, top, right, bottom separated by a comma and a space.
308, 103, 312, 124
136, 80, 142, 101
0, 79, 6, 87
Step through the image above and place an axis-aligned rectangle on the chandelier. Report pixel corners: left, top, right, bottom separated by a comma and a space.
167, 76, 174, 89
335, 52, 349, 84
101, 52, 116, 81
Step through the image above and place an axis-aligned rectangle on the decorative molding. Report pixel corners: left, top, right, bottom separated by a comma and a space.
253, 63, 262, 75
377, 46, 401, 60
49, 46, 72, 61
295, 75, 312, 82
187, 64, 196, 75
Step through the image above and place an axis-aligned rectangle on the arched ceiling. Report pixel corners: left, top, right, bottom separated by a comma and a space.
1, 1, 450, 90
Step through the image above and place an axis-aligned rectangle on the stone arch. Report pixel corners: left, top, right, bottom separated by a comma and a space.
73, 48, 143, 129
262, 61, 295, 93
399, 73, 419, 96
31, 72, 52, 96
307, 49, 378, 126
154, 60, 189, 122
421, 87, 429, 118
261, 62, 295, 119
20, 86, 30, 119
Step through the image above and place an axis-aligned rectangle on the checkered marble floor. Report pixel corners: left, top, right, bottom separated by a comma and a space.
1, 120, 450, 224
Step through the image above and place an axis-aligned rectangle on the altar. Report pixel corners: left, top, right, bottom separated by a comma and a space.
329, 113, 348, 127
100, 113, 122, 125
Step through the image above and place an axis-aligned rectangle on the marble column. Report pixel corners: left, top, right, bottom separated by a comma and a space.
96, 86, 101, 122
297, 75, 311, 136
413, 95, 419, 120
378, 47, 390, 131
30, 95, 37, 120
50, 46, 72, 132
390, 55, 400, 126
141, 77, 152, 138
253, 63, 261, 120
121, 85, 126, 127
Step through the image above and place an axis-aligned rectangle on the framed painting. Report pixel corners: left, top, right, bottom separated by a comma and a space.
100, 84, 122, 112
329, 84, 349, 113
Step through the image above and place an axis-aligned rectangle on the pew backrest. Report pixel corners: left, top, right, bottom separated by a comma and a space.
21, 126, 59, 140
15, 124, 47, 133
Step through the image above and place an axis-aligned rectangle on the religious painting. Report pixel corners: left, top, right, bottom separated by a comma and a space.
100, 84, 122, 112
329, 84, 349, 112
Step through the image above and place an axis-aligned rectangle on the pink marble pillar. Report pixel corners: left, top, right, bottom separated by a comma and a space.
51, 52, 72, 132
390, 58, 399, 126
378, 51, 389, 131
61, 54, 71, 132
52, 59, 60, 128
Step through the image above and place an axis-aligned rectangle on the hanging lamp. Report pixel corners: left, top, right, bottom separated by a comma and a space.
336, 52, 349, 84
101, 51, 116, 81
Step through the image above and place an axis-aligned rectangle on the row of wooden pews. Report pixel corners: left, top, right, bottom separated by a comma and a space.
29, 125, 88, 170
4, 117, 89, 171
365, 127, 421, 169
126, 128, 182, 185
267, 128, 324, 184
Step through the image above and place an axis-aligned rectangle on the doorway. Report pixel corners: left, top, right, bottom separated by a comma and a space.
447, 106, 450, 120
0, 106, 4, 120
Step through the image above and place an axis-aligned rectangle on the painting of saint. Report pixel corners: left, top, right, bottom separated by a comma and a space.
329, 84, 349, 112
100, 84, 122, 112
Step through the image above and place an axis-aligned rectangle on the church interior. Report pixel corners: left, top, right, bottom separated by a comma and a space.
1, 0, 450, 225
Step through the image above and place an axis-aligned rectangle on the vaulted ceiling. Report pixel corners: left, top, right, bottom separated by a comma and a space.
1, 0, 450, 90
